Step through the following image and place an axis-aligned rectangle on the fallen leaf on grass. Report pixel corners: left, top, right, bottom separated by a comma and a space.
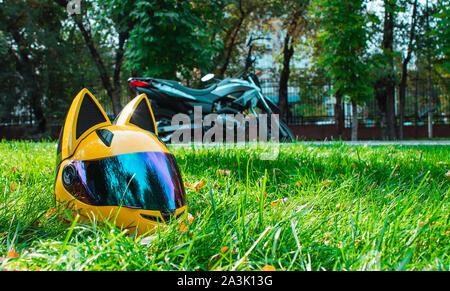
270, 198, 289, 207
45, 208, 57, 217
185, 181, 205, 192
419, 218, 429, 226
57, 215, 72, 224
208, 246, 231, 270
262, 265, 276, 271
179, 223, 189, 233
188, 213, 194, 224
321, 179, 333, 186
140, 235, 157, 245
9, 182, 17, 192
144, 249, 161, 256
217, 169, 231, 176
6, 247, 19, 259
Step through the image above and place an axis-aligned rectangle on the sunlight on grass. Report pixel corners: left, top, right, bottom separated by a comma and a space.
0, 140, 448, 270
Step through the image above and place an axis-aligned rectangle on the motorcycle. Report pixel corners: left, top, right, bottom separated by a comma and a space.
128, 35, 295, 143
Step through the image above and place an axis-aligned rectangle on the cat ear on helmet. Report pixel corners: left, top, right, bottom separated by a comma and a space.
58, 88, 111, 161
114, 93, 158, 135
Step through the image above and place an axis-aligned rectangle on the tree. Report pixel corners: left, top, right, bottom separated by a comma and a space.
398, 0, 419, 140
270, 0, 310, 123
372, 0, 400, 140
55, 0, 137, 116
414, 0, 443, 138
313, 0, 373, 141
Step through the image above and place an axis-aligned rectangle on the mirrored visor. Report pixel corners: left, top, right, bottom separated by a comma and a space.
65, 151, 186, 211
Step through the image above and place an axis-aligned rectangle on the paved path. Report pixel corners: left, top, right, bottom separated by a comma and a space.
299, 140, 450, 146
170, 140, 450, 147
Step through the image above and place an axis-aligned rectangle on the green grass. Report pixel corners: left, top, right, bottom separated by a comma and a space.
0, 140, 449, 270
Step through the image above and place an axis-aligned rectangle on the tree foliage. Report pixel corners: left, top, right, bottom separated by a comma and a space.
0, 0, 104, 131
125, 0, 227, 80
312, 0, 373, 140
313, 0, 373, 104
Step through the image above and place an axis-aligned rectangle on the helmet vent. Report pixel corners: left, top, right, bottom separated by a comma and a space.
140, 214, 163, 223
160, 209, 176, 222
140, 210, 185, 223
96, 129, 114, 147
62, 164, 78, 186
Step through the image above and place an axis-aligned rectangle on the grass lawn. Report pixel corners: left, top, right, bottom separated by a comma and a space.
0, 140, 448, 271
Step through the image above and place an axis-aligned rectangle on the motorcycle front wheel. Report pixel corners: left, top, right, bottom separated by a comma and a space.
264, 116, 295, 142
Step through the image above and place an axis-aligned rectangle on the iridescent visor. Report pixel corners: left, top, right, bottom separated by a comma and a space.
65, 151, 186, 211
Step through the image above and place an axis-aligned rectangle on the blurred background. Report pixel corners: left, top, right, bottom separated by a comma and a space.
0, 0, 448, 140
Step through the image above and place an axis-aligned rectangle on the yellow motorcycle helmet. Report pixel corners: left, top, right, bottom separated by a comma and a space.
54, 88, 187, 235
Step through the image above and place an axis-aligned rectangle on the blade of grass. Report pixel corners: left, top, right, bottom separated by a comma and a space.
232, 226, 271, 271
57, 214, 80, 261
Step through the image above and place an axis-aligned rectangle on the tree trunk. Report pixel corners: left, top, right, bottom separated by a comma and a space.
374, 79, 388, 140
31, 91, 46, 132
334, 89, 344, 138
351, 100, 358, 141
398, 0, 418, 140
398, 67, 407, 140
278, 9, 304, 124
278, 34, 294, 123
218, 12, 248, 78
427, 72, 432, 138
55, 0, 129, 116
386, 84, 396, 140
74, 18, 122, 115
426, 0, 433, 138
111, 31, 129, 115
376, 0, 397, 140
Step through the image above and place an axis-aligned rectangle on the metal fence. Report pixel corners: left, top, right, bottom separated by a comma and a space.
260, 77, 450, 127
1, 77, 448, 129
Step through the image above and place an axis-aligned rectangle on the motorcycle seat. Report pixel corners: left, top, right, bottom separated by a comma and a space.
154, 78, 217, 97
